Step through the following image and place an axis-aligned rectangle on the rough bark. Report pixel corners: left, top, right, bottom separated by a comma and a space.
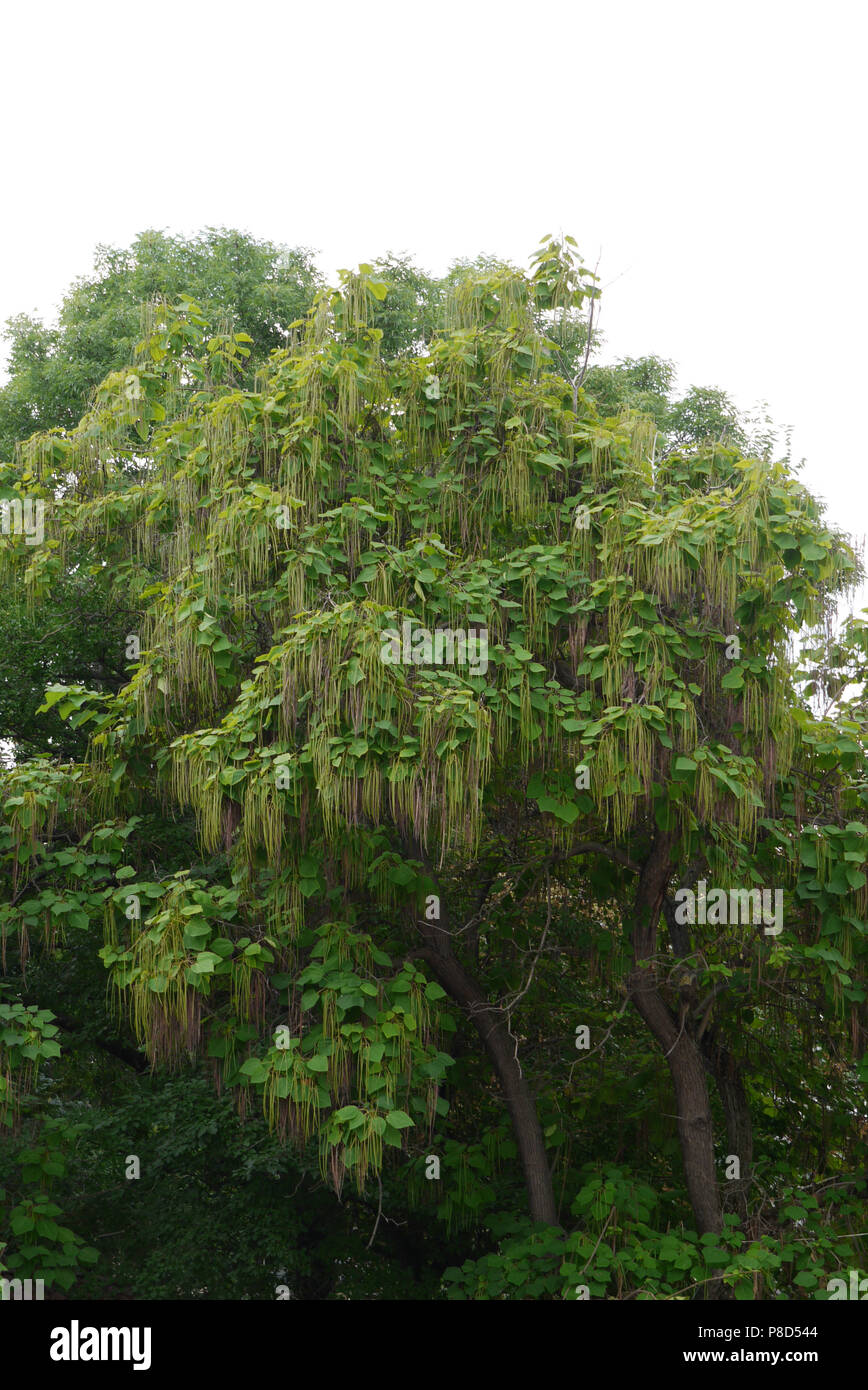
418, 943, 559, 1227
703, 1031, 754, 1220
406, 840, 559, 1228
627, 834, 724, 1244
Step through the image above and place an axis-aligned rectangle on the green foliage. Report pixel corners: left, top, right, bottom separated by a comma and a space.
0, 229, 864, 1299
443, 1168, 867, 1301
583, 354, 783, 458
0, 228, 322, 460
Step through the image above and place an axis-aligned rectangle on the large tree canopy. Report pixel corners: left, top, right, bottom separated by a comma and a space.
0, 229, 323, 762
0, 233, 865, 1301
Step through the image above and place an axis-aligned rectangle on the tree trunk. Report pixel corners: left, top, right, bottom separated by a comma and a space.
703, 1032, 753, 1221
406, 839, 559, 1227
628, 834, 724, 1243
421, 945, 559, 1227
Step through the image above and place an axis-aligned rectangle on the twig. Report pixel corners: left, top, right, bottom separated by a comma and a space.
501, 871, 553, 1014
366, 1174, 383, 1249
577, 1203, 616, 1278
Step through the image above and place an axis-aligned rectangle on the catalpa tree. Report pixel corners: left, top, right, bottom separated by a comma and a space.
1, 235, 865, 1294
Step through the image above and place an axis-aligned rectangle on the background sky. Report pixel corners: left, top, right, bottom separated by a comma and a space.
1, 0, 865, 610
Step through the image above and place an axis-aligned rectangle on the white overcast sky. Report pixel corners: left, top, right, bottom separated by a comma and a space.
1, 0, 865, 611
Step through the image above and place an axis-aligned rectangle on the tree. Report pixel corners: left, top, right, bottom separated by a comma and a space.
0, 228, 322, 461
584, 355, 784, 459
0, 229, 323, 761
1, 234, 865, 1300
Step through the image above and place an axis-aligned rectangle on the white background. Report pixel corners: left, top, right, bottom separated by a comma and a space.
1, 0, 865, 609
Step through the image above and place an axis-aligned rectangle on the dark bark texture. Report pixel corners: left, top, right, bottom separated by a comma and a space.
627, 834, 724, 1245
406, 838, 559, 1227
